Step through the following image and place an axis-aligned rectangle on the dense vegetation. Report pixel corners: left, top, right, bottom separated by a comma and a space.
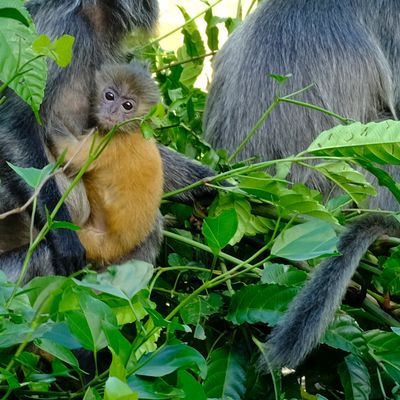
1, 1, 400, 399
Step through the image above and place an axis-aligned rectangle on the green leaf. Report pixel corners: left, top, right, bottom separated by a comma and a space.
103, 321, 132, 366
136, 344, 207, 379
204, 9, 220, 51
0, 1, 31, 27
32, 34, 74, 67
204, 346, 248, 400
210, 192, 274, 245
0, 367, 20, 391
177, 370, 207, 400
76, 260, 154, 300
65, 310, 93, 351
307, 120, 400, 164
179, 293, 222, 340
277, 184, 338, 224
140, 121, 155, 139
83, 387, 102, 400
365, 330, 400, 383
338, 355, 371, 400
202, 208, 238, 255
226, 284, 299, 326
79, 293, 117, 351
271, 219, 339, 261
0, 16, 47, 117
127, 376, 183, 400
34, 338, 80, 368
322, 314, 366, 355
51, 220, 80, 231
7, 163, 53, 189
261, 263, 307, 287
269, 73, 291, 84
373, 247, 400, 295
356, 158, 400, 203
104, 377, 138, 400
177, 6, 206, 58
314, 161, 377, 205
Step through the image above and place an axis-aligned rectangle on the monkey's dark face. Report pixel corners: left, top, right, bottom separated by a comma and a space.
96, 87, 138, 132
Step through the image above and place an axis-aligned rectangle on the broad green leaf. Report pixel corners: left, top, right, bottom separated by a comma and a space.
0, 0, 31, 26
179, 293, 222, 339
103, 321, 132, 366
7, 163, 53, 189
79, 293, 117, 351
373, 247, 400, 295
365, 330, 400, 383
202, 208, 238, 255
65, 310, 93, 351
226, 284, 299, 326
322, 314, 366, 355
238, 175, 337, 223
237, 172, 282, 202
307, 120, 400, 164
0, 321, 33, 348
104, 377, 138, 400
338, 355, 371, 400
210, 192, 274, 244
204, 346, 248, 400
109, 349, 127, 382
277, 184, 338, 224
76, 260, 154, 300
356, 158, 400, 202
136, 344, 207, 379
177, 370, 207, 400
0, 16, 47, 117
314, 161, 376, 205
128, 376, 183, 400
261, 263, 307, 287
179, 61, 204, 88
34, 338, 79, 368
271, 220, 339, 261
42, 322, 81, 350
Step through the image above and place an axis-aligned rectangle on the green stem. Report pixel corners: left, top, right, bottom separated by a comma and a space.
154, 51, 216, 73
228, 99, 279, 162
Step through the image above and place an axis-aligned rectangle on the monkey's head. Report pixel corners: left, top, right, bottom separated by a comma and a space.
94, 62, 160, 134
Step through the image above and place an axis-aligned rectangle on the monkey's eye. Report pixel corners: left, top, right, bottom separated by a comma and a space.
105, 91, 115, 101
122, 101, 134, 110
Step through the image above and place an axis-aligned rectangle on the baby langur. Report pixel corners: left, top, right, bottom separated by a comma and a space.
55, 63, 163, 266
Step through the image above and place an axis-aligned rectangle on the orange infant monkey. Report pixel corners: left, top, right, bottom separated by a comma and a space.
55, 63, 163, 266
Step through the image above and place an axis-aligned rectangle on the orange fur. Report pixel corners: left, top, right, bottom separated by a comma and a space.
56, 131, 163, 265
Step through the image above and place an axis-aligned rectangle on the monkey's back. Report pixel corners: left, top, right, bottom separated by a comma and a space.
79, 132, 163, 265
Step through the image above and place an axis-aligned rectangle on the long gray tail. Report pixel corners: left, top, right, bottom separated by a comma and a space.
264, 214, 400, 370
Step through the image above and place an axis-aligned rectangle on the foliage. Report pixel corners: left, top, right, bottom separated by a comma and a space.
2, 1, 400, 399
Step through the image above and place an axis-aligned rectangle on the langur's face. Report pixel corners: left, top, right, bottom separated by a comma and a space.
96, 86, 138, 132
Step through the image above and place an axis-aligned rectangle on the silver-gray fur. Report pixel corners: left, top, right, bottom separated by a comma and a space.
204, 0, 400, 209
204, 0, 400, 368
0, 0, 214, 283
